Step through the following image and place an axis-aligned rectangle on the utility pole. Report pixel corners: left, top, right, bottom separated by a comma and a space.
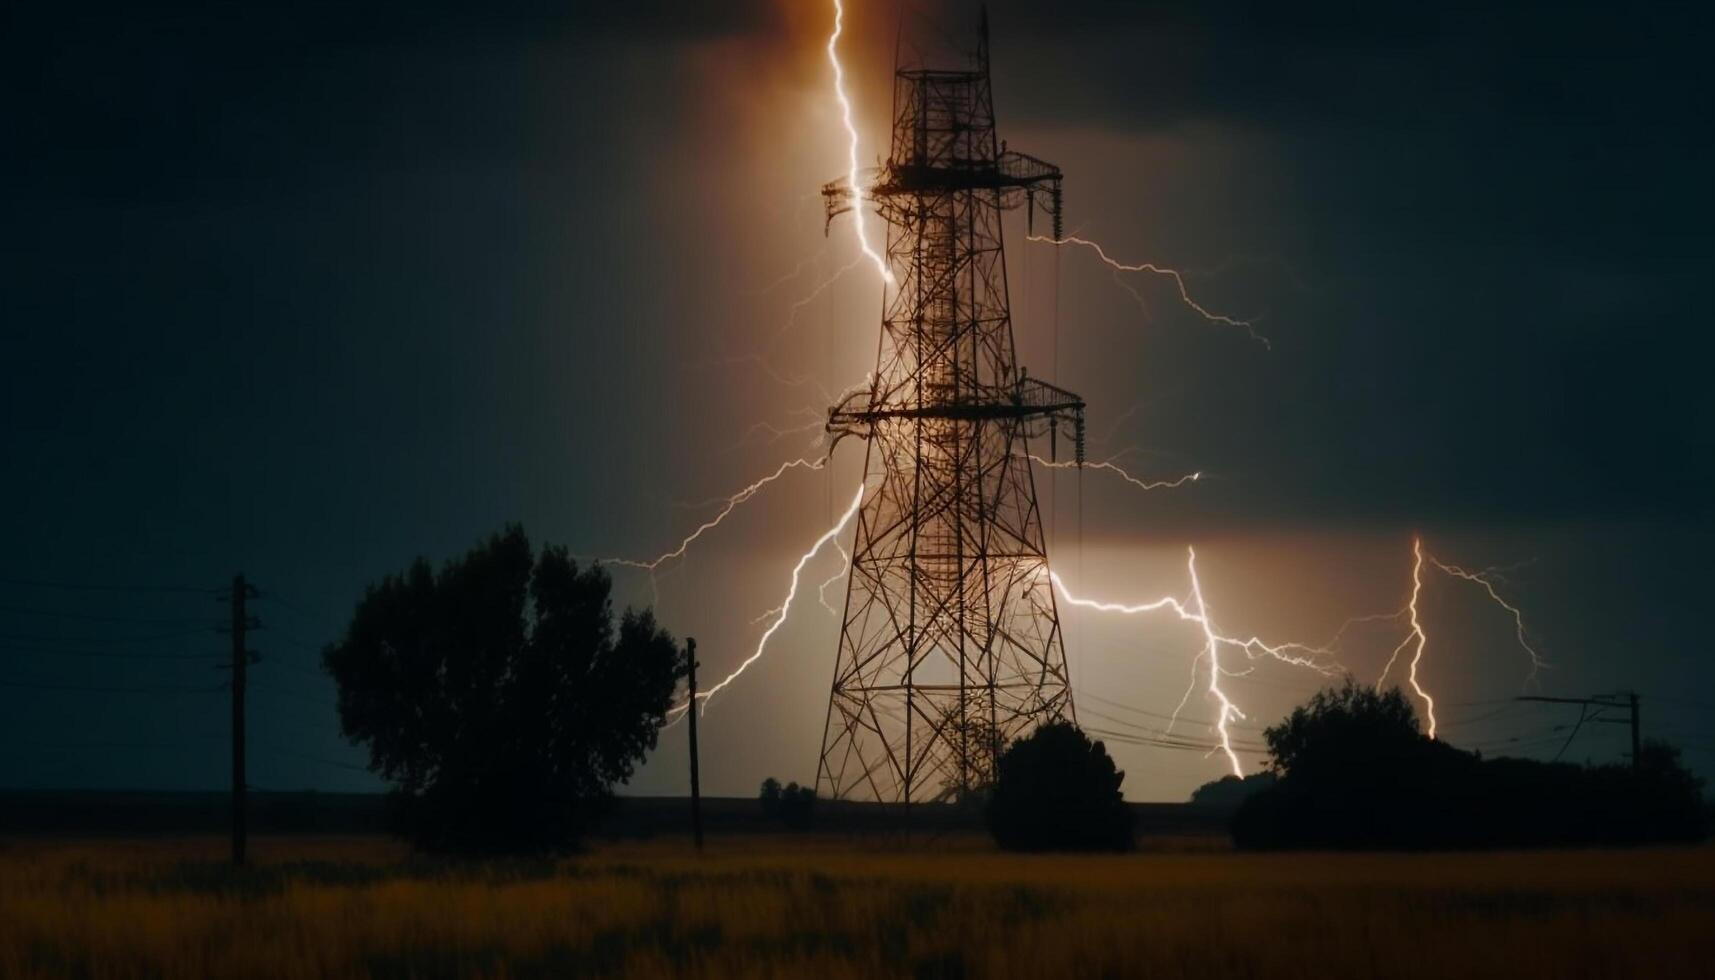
1516, 692, 1641, 769
224, 573, 259, 866
685, 637, 703, 852
1628, 691, 1641, 772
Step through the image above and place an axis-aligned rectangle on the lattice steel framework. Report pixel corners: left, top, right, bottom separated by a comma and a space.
816, 17, 1086, 803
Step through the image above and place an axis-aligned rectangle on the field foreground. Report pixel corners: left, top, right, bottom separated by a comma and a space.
2, 835, 1711, 979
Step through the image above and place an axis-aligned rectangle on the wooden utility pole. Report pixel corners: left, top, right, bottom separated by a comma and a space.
686, 637, 703, 851
226, 573, 257, 867
230, 573, 248, 866
1628, 691, 1641, 772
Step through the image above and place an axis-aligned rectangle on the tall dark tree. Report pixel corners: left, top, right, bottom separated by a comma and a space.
323, 525, 685, 853
1261, 678, 1437, 780
986, 722, 1133, 852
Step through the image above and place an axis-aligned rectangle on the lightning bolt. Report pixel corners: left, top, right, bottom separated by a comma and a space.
1376, 537, 1435, 737
724, 410, 827, 453
692, 353, 822, 392
829, 0, 892, 286
818, 539, 851, 616
603, 455, 828, 572
766, 255, 868, 347
1368, 539, 1549, 740
1049, 549, 1343, 778
746, 243, 829, 296
661, 3, 890, 708
1026, 453, 1201, 492
1029, 234, 1267, 348
669, 483, 866, 722
1427, 554, 1548, 685
1185, 549, 1245, 775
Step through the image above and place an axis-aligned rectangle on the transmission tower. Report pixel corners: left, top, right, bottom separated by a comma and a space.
817, 13, 1085, 804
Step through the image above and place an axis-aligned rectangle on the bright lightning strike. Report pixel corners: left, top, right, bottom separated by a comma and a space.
670, 483, 866, 722
724, 411, 826, 453
1428, 554, 1548, 685
1026, 453, 1201, 492
1368, 539, 1549, 739
1377, 537, 1436, 737
766, 255, 867, 347
828, 0, 893, 286
819, 540, 851, 616
1185, 549, 1245, 775
1029, 234, 1266, 348
604, 456, 827, 572
746, 244, 828, 297
1049, 549, 1343, 777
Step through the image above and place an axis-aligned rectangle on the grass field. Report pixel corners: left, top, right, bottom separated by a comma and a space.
2, 834, 1711, 979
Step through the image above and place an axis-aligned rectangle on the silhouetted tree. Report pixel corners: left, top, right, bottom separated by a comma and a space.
758, 777, 815, 830
323, 525, 685, 853
986, 722, 1133, 852
1262, 678, 1434, 778
758, 777, 782, 813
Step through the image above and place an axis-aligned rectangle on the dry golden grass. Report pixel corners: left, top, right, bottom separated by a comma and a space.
2, 833, 1711, 979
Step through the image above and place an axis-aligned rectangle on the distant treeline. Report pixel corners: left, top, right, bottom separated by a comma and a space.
1230, 682, 1707, 850
0, 790, 1229, 840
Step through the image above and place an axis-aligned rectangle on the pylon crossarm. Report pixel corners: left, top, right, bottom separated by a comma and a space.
821, 167, 886, 232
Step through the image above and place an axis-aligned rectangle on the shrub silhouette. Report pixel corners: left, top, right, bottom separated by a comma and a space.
758, 778, 816, 830
1233, 678, 1707, 849
1189, 772, 1277, 813
323, 525, 685, 854
987, 722, 1133, 852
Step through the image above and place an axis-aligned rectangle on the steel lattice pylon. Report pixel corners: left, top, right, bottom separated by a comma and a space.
816, 17, 1086, 804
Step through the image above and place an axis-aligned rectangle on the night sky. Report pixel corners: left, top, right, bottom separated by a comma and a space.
3, 0, 1710, 800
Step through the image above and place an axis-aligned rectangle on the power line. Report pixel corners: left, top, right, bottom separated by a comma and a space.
0, 575, 217, 594
1079, 704, 1268, 751
0, 678, 222, 694
253, 591, 322, 622
1085, 725, 1268, 756
253, 656, 328, 681
0, 735, 225, 755
248, 682, 332, 707
1648, 693, 1715, 713
0, 603, 215, 627
0, 627, 214, 645
0, 643, 222, 662
265, 625, 327, 655
1438, 702, 1530, 730
250, 739, 368, 773
1076, 688, 1265, 733
1553, 704, 1593, 762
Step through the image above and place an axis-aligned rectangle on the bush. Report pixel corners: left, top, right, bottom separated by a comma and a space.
759, 778, 815, 830
986, 722, 1133, 852
1189, 772, 1278, 814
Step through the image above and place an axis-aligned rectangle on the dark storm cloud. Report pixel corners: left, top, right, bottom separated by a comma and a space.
984, 1, 1707, 130
1, 1, 783, 204
953, 0, 1714, 529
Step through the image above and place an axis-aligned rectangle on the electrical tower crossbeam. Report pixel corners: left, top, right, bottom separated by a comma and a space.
816, 16, 1085, 805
